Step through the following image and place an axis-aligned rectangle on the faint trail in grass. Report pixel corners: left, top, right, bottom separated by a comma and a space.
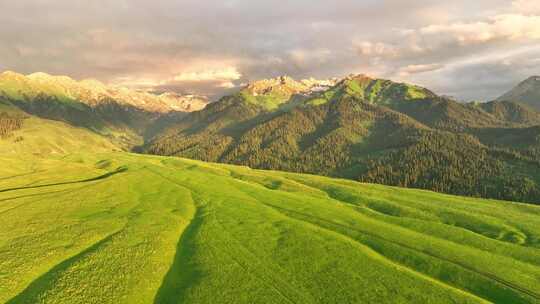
0, 181, 111, 216
264, 203, 540, 303
254, 200, 491, 303
5, 228, 125, 304
224, 183, 488, 303
223, 177, 536, 302
0, 167, 127, 193
0, 188, 70, 203
0, 170, 45, 181
281, 177, 540, 263
211, 211, 314, 304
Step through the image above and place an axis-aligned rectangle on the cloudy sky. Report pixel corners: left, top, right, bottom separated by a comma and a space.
1, 0, 539, 100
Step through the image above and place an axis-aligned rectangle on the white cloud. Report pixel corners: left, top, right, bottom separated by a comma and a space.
418, 14, 540, 44
217, 81, 236, 89
373, 13, 540, 61
173, 67, 242, 82
355, 41, 398, 57
288, 48, 332, 65
1, 0, 538, 100
398, 63, 444, 76
353, 12, 540, 77
112, 76, 165, 88
513, 0, 540, 15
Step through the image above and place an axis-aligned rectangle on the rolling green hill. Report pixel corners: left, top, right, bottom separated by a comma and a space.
306, 74, 436, 106
1, 152, 539, 303
0, 100, 119, 155
145, 75, 540, 204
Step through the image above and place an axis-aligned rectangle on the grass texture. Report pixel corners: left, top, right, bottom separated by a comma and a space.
0, 153, 539, 303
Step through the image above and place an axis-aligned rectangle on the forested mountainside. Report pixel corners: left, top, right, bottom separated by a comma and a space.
146, 75, 540, 204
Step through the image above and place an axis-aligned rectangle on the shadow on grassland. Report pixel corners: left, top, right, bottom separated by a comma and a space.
154, 211, 204, 304
6, 230, 122, 303
0, 166, 127, 193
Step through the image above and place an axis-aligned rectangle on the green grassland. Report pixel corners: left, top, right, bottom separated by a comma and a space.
0, 116, 119, 155
1, 152, 539, 303
0, 103, 118, 156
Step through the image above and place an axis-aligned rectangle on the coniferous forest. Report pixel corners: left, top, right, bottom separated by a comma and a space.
146, 76, 540, 204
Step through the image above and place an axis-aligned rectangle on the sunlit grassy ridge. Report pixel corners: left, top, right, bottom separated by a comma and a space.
0, 72, 81, 107
0, 102, 118, 155
239, 90, 290, 110
1, 152, 539, 303
306, 75, 434, 106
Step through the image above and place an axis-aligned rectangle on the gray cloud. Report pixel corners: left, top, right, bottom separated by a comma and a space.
407, 46, 540, 101
0, 0, 536, 100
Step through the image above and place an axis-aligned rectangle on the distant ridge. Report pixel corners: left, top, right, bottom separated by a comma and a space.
497, 76, 540, 111
0, 71, 209, 147
0, 71, 208, 113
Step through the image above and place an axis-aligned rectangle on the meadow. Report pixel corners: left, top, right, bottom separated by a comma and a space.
0, 152, 539, 303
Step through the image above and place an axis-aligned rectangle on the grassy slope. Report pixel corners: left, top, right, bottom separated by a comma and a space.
0, 116, 119, 155
0, 153, 539, 303
306, 77, 434, 107
0, 73, 83, 108
0, 74, 150, 149
0, 104, 118, 155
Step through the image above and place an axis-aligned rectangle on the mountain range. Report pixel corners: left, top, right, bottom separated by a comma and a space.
0, 71, 208, 148
144, 74, 540, 204
2, 71, 540, 204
